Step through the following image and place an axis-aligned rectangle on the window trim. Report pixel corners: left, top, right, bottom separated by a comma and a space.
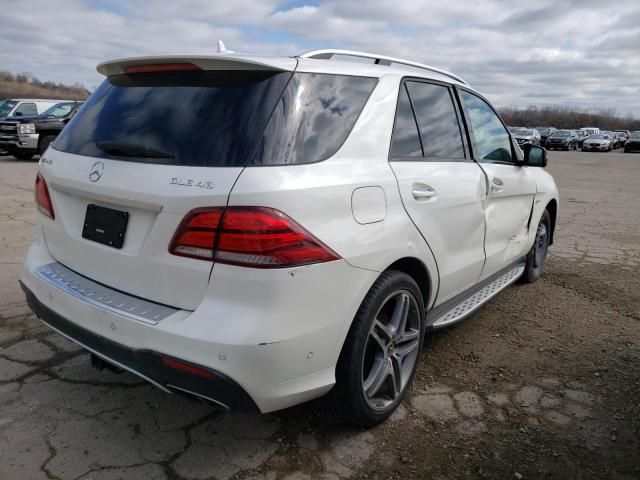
389, 77, 471, 163
455, 86, 523, 166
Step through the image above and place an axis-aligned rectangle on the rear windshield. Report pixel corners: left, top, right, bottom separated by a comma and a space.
53, 70, 376, 167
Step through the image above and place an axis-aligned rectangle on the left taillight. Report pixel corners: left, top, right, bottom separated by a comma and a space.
34, 172, 54, 219
169, 206, 340, 268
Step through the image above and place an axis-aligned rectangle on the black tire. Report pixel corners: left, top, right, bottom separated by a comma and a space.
331, 270, 425, 427
13, 151, 34, 160
38, 135, 56, 156
521, 209, 551, 283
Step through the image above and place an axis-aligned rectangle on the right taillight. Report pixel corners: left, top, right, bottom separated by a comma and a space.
34, 172, 54, 219
169, 206, 340, 268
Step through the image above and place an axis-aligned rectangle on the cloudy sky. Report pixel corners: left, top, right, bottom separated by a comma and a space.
1, 0, 639, 116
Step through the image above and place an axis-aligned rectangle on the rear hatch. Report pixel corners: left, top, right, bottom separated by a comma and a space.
41, 57, 295, 310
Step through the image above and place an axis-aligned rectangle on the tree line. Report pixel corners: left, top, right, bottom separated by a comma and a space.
0, 71, 90, 101
499, 105, 640, 132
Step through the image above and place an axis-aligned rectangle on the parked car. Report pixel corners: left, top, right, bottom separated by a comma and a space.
612, 132, 627, 149
546, 130, 578, 150
0, 101, 83, 160
0, 98, 62, 120
614, 130, 630, 141
624, 131, 640, 153
582, 133, 613, 151
580, 127, 600, 137
576, 130, 588, 148
602, 132, 619, 149
536, 127, 556, 145
512, 128, 541, 146
20, 49, 558, 426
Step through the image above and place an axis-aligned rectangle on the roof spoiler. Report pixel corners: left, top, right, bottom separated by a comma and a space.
97, 55, 297, 76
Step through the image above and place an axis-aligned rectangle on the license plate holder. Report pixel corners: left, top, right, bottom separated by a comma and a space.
82, 204, 129, 249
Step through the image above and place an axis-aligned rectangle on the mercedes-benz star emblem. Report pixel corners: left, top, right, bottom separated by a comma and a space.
89, 161, 104, 182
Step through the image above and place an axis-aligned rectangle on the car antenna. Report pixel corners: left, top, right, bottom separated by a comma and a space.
217, 40, 234, 54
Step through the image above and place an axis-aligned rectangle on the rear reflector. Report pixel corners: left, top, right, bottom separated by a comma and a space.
161, 357, 216, 379
125, 63, 201, 74
34, 172, 54, 219
169, 206, 340, 268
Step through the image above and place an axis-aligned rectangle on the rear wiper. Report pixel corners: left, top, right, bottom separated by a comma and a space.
96, 141, 174, 159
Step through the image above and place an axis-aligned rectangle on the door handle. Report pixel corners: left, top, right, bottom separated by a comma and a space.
490, 177, 504, 192
412, 184, 437, 200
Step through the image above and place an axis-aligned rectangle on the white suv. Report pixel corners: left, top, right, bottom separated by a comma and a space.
20, 49, 558, 426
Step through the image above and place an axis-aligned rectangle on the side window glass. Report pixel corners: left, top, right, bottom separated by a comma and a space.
390, 84, 423, 158
460, 91, 512, 163
15, 102, 37, 116
406, 82, 465, 160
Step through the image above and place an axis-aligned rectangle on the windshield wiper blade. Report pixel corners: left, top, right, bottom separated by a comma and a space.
96, 141, 174, 159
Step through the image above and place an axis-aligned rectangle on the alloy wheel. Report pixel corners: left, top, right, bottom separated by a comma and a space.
362, 290, 421, 412
533, 221, 548, 269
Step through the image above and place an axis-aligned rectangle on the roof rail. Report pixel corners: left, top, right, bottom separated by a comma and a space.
298, 49, 467, 85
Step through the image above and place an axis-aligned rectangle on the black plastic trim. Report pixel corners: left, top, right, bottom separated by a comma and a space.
20, 281, 259, 413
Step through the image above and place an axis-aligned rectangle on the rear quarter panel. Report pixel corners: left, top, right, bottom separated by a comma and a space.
227, 74, 440, 352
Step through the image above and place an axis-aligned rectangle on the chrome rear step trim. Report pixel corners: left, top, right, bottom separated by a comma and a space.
36, 262, 179, 325
166, 384, 230, 410
431, 265, 525, 329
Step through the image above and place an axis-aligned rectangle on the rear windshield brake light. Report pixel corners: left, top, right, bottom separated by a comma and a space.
125, 63, 201, 74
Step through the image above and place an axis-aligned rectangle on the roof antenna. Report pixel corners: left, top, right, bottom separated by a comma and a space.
217, 40, 234, 54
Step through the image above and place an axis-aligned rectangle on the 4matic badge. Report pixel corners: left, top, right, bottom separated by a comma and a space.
170, 177, 214, 189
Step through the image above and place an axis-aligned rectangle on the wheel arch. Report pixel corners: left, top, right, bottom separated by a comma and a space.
545, 199, 557, 245
38, 131, 58, 142
384, 257, 432, 309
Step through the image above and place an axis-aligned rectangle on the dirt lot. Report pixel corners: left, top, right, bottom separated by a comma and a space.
1, 150, 639, 480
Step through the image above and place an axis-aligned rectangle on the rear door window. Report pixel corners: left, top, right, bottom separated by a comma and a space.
247, 73, 377, 165
54, 70, 377, 167
389, 84, 423, 159
15, 102, 37, 116
406, 81, 465, 160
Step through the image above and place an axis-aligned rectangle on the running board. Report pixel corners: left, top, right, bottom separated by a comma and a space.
429, 264, 525, 329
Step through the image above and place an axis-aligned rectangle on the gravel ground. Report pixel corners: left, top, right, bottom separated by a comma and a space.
0, 150, 639, 480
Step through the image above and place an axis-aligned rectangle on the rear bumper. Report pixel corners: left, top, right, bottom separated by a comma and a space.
20, 229, 377, 412
21, 281, 258, 411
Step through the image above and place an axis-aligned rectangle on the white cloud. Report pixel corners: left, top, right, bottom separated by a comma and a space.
0, 0, 638, 115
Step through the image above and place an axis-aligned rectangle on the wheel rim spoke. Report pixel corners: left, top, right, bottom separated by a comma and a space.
389, 293, 409, 334
389, 356, 401, 397
395, 337, 419, 361
373, 319, 393, 342
369, 327, 388, 352
397, 328, 419, 344
364, 355, 390, 397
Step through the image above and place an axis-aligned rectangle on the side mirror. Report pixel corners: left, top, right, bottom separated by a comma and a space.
523, 143, 547, 167
14, 111, 23, 117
